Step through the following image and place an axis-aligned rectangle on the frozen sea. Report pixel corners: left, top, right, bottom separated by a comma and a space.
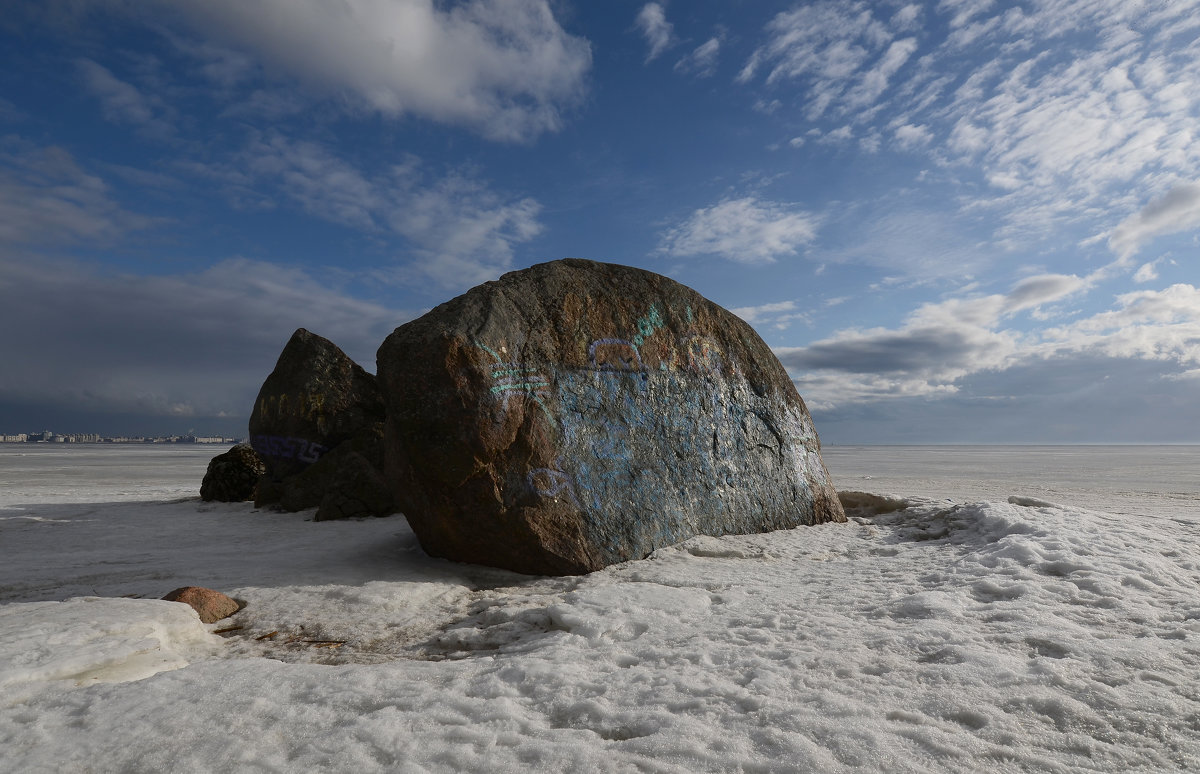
1, 443, 1199, 772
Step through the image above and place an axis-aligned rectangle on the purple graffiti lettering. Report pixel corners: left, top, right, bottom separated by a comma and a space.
250, 434, 328, 463
527, 466, 582, 509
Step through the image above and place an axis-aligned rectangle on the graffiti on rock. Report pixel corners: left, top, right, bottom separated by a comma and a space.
250, 434, 328, 464
681, 334, 723, 375
588, 338, 644, 372
476, 341, 556, 426
526, 460, 583, 509
477, 303, 829, 562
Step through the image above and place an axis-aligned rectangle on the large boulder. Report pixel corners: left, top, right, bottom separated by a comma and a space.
199, 444, 265, 502
249, 329, 393, 518
377, 259, 844, 575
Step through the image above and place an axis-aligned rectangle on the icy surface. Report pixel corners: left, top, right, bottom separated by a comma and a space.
2, 445, 1199, 772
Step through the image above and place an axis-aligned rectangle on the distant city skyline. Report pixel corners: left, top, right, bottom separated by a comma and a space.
2, 2, 1198, 443
0, 430, 242, 444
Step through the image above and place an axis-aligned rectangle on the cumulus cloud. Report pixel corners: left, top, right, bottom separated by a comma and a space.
159, 0, 592, 141
776, 280, 1200, 411
775, 290, 1017, 409
1108, 182, 1200, 261
635, 3, 674, 63
658, 197, 820, 263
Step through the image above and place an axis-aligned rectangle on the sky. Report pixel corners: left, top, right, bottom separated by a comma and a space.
0, 0, 1198, 443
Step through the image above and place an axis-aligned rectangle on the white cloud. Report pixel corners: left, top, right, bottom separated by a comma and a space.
159, 0, 592, 142
845, 37, 918, 110
892, 123, 931, 150
1133, 261, 1160, 283
1109, 182, 1200, 262
78, 59, 153, 124
738, 2, 907, 120
0, 140, 161, 248
77, 59, 174, 139
776, 279, 1200, 410
892, 4, 923, 29
635, 3, 673, 63
392, 172, 543, 287
740, 0, 1200, 253
675, 36, 721, 78
729, 300, 810, 330
232, 134, 543, 288
1002, 273, 1087, 314
658, 197, 820, 264
821, 126, 853, 144
775, 292, 1019, 405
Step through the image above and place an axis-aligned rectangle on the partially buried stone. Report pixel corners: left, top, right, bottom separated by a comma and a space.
248, 328, 394, 518
161, 586, 241, 624
376, 258, 845, 576
199, 444, 265, 502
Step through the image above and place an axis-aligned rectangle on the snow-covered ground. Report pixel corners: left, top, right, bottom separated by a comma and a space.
2, 445, 1199, 772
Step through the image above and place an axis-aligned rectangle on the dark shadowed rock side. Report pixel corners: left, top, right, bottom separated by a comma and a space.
200, 444, 265, 502
248, 328, 394, 520
377, 258, 844, 575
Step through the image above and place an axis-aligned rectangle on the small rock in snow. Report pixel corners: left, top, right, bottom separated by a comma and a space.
162, 586, 241, 624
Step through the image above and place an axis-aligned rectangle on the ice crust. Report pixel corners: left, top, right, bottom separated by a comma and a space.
2, 462, 1200, 771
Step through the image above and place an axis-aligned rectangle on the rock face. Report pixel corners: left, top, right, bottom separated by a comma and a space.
161, 586, 240, 624
199, 444, 265, 502
377, 259, 844, 575
249, 329, 393, 519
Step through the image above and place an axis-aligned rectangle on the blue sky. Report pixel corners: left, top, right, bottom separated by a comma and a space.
1, 0, 1198, 442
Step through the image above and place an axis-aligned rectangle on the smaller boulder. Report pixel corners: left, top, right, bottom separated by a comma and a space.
200, 444, 265, 502
249, 328, 385, 481
248, 328, 393, 519
161, 586, 241, 624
